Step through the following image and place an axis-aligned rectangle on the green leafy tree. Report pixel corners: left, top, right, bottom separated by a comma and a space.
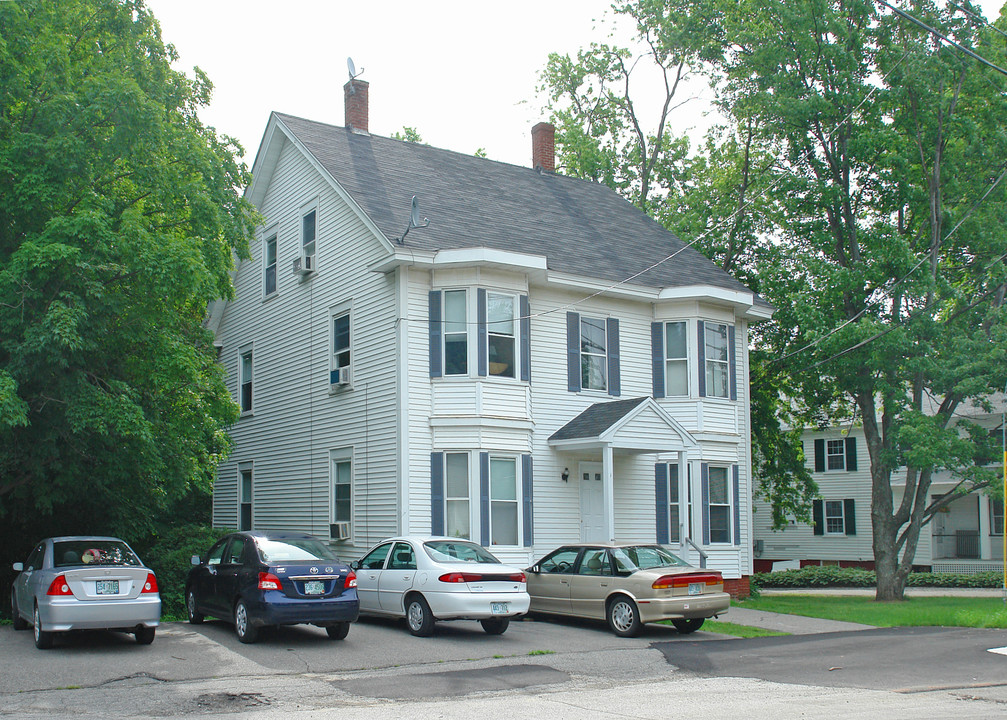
0, 0, 256, 542
391, 126, 424, 143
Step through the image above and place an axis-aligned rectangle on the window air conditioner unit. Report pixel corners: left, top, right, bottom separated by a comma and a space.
330, 521, 350, 540
330, 366, 352, 386
293, 255, 315, 275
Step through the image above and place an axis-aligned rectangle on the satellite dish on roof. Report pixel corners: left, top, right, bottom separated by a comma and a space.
347, 57, 356, 79
397, 195, 429, 245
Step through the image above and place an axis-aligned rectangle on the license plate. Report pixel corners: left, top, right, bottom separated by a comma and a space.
688, 582, 703, 596
491, 602, 508, 614
96, 580, 119, 595
304, 580, 325, 595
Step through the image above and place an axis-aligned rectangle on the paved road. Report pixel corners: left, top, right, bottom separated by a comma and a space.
3, 613, 1007, 718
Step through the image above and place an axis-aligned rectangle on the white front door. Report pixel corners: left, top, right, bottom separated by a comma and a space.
580, 462, 605, 542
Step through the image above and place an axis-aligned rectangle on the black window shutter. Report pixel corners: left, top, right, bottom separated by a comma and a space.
428, 291, 442, 378
701, 463, 710, 545
814, 439, 826, 472
430, 453, 444, 536
607, 317, 620, 397
566, 312, 581, 392
479, 452, 490, 546
520, 295, 531, 383
732, 465, 741, 546
477, 289, 488, 377
729, 324, 737, 401
845, 437, 857, 472
522, 454, 533, 546
812, 499, 824, 535
655, 464, 669, 544
844, 498, 856, 535
651, 322, 665, 398
697, 321, 706, 397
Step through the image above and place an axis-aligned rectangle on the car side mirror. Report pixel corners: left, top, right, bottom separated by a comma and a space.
12, 562, 23, 572
350, 559, 361, 570
526, 564, 539, 574
190, 554, 201, 566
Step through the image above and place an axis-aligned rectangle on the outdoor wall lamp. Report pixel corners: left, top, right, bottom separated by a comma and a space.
561, 468, 570, 482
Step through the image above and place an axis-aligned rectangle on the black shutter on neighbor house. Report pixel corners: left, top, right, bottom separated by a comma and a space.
655, 464, 669, 544
697, 321, 706, 397
701, 463, 711, 545
428, 291, 442, 378
651, 322, 665, 398
430, 453, 444, 536
477, 289, 488, 377
813, 499, 824, 535
479, 452, 490, 546
733, 465, 741, 546
845, 437, 857, 472
522, 454, 534, 546
566, 312, 581, 392
729, 325, 737, 401
814, 439, 826, 472
844, 498, 856, 535
607, 317, 620, 397
520, 295, 531, 383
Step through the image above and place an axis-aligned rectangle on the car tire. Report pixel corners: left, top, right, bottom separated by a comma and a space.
135, 626, 156, 645
10, 591, 28, 631
325, 622, 350, 640
33, 604, 53, 650
672, 618, 705, 634
234, 599, 259, 644
405, 595, 435, 637
480, 617, 509, 635
186, 588, 205, 624
607, 596, 642, 638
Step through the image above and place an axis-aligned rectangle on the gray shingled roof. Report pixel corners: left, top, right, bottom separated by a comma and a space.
549, 397, 650, 442
274, 112, 766, 301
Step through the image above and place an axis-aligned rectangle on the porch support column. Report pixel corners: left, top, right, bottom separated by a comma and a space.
603, 444, 615, 544
979, 493, 992, 560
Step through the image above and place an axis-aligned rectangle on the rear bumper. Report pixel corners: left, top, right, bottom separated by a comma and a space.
636, 591, 730, 623
39, 595, 161, 632
424, 591, 530, 620
246, 589, 359, 627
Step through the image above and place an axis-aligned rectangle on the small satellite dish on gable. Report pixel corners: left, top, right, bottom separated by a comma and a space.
397, 195, 429, 244
347, 57, 356, 80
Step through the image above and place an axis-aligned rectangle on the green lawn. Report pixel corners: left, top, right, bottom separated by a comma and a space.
736, 594, 1007, 628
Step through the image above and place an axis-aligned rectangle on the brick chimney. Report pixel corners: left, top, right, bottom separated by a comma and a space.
531, 122, 555, 172
344, 79, 369, 133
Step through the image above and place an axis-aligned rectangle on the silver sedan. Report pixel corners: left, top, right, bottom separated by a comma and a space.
11, 536, 161, 649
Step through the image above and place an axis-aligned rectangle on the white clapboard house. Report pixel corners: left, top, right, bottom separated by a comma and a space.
208, 79, 773, 594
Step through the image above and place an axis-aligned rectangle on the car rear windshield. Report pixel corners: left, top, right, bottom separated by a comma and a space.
54, 540, 142, 568
424, 540, 501, 564
612, 546, 690, 573
256, 537, 339, 563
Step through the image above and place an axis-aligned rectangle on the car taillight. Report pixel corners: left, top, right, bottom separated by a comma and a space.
345, 570, 357, 588
509, 572, 526, 583
439, 572, 483, 584
258, 572, 282, 590
652, 573, 722, 590
46, 575, 72, 596
141, 573, 159, 593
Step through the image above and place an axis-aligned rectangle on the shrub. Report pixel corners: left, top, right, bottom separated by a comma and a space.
751, 565, 1003, 591
141, 524, 231, 620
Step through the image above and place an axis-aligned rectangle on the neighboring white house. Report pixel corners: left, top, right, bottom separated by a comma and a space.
209, 79, 772, 594
753, 404, 1005, 574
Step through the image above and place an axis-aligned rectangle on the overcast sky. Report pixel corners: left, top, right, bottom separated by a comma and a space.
145, 0, 1005, 170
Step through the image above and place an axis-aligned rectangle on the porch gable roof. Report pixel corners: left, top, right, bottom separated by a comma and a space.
548, 397, 698, 453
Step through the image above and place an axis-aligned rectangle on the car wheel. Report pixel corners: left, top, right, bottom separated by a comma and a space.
186, 589, 205, 624
480, 617, 509, 635
672, 618, 705, 634
33, 604, 53, 650
135, 626, 156, 645
326, 622, 350, 640
405, 595, 435, 637
607, 596, 642, 638
234, 599, 259, 644
10, 591, 28, 631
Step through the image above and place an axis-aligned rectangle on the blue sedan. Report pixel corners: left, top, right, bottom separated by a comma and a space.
185, 531, 358, 643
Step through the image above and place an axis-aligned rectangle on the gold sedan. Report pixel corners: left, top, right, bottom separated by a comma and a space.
525, 544, 730, 637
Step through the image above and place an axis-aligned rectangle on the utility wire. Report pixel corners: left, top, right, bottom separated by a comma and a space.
948, 0, 1007, 42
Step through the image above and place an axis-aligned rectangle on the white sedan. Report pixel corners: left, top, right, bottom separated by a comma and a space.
352, 537, 529, 636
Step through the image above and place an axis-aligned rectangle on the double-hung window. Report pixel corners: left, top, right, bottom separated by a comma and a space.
704, 322, 730, 398
664, 321, 689, 396
330, 309, 351, 386
445, 453, 470, 539
824, 500, 846, 534
238, 464, 253, 531
581, 316, 608, 391
263, 233, 277, 297
568, 312, 620, 395
331, 451, 352, 531
443, 290, 468, 376
826, 439, 846, 470
490, 456, 518, 546
239, 347, 253, 414
300, 201, 317, 272
486, 293, 516, 378
991, 499, 1004, 536
707, 466, 731, 543
813, 498, 856, 536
